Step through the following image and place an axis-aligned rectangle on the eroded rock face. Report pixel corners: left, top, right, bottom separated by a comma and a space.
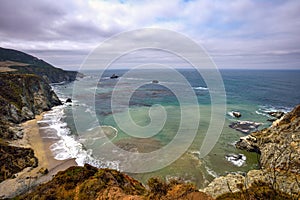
0, 73, 61, 139
235, 105, 300, 196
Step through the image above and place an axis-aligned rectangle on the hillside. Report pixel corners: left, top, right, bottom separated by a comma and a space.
17, 164, 213, 200
0, 47, 81, 184
0, 47, 82, 83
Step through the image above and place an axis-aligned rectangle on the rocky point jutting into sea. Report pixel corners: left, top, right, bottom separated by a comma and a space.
203, 105, 300, 199
0, 47, 299, 199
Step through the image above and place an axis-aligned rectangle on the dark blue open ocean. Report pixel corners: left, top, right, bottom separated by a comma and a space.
48, 69, 300, 188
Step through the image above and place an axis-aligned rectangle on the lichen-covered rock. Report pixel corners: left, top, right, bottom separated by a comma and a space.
235, 104, 300, 196
202, 174, 245, 199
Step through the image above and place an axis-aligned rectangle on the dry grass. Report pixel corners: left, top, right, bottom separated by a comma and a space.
0, 61, 28, 72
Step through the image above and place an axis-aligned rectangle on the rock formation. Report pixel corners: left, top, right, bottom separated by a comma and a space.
236, 105, 300, 176
202, 105, 300, 199
18, 164, 213, 200
0, 47, 81, 184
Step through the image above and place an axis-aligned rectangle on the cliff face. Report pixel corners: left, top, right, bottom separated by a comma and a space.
0, 73, 61, 139
0, 47, 83, 83
0, 73, 62, 182
0, 47, 79, 184
202, 105, 300, 199
237, 105, 300, 175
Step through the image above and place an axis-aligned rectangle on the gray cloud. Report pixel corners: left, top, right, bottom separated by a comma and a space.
0, 0, 299, 69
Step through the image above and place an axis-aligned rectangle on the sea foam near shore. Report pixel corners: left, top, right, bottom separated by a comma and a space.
38, 83, 120, 170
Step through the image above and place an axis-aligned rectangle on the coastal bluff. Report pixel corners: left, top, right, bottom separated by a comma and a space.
0, 47, 81, 183
203, 105, 300, 199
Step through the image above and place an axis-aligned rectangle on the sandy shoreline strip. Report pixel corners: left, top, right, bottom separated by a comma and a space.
0, 112, 77, 198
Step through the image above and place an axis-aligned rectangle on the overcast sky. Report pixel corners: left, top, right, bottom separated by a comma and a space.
0, 0, 299, 70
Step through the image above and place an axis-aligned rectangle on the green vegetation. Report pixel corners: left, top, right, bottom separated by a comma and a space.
0, 47, 81, 83
0, 144, 37, 182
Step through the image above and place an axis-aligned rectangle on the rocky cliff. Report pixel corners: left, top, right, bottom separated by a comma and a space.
203, 105, 300, 199
0, 47, 81, 183
0, 73, 61, 139
18, 164, 213, 200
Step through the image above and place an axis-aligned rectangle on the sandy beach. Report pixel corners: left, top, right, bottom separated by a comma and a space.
0, 113, 77, 198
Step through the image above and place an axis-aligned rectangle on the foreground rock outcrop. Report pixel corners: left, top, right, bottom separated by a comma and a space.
214, 105, 300, 199
202, 105, 300, 199
18, 164, 213, 200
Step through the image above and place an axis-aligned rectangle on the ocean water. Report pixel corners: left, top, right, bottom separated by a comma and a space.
47, 69, 300, 188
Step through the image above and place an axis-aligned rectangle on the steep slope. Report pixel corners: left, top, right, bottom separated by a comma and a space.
18, 164, 213, 200
0, 47, 81, 83
0, 73, 61, 139
203, 105, 300, 199
0, 47, 80, 183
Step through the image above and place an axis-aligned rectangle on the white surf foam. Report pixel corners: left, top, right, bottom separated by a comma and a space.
205, 166, 218, 178
193, 86, 209, 91
41, 84, 120, 170
225, 153, 246, 167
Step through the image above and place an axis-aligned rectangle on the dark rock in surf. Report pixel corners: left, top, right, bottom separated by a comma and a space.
267, 111, 284, 119
232, 111, 241, 118
65, 98, 72, 103
152, 80, 159, 84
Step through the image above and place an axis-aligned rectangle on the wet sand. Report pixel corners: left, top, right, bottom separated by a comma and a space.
0, 113, 77, 198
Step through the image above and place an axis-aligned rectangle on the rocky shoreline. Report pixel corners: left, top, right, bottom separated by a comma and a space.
0, 47, 80, 197
202, 105, 300, 199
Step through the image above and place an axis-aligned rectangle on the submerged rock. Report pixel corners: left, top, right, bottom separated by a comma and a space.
65, 98, 72, 103
229, 121, 261, 134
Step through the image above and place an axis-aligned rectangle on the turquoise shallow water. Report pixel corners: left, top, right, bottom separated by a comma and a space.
50, 69, 300, 188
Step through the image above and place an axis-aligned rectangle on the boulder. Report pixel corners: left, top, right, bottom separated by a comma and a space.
65, 98, 72, 103
38, 167, 49, 175
232, 111, 241, 118
235, 135, 260, 153
202, 174, 245, 199
267, 111, 284, 119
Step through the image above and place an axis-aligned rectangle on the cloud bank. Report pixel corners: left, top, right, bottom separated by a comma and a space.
0, 0, 299, 69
